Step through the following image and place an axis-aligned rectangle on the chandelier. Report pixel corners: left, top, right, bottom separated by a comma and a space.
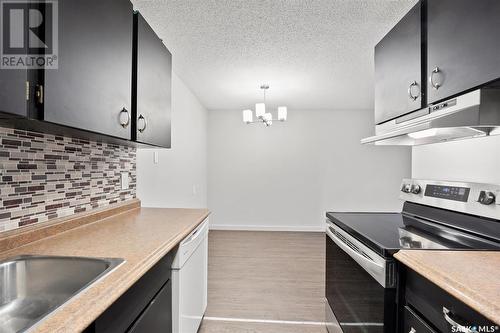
242, 85, 287, 127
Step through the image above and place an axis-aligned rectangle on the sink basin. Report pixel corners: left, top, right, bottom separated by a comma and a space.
0, 255, 123, 333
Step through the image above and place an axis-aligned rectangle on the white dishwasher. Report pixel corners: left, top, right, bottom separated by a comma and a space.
171, 218, 208, 333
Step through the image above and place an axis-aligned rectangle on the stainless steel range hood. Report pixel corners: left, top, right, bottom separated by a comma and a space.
361, 89, 500, 146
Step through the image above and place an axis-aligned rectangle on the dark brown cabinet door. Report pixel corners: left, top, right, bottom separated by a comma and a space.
128, 280, 172, 333
0, 4, 31, 119
0, 69, 28, 117
133, 12, 172, 148
405, 269, 495, 333
43, 0, 133, 139
427, 0, 500, 104
374, 2, 422, 125
94, 252, 174, 333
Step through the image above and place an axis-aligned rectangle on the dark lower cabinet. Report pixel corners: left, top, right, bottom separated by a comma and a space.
91, 250, 175, 333
401, 268, 495, 333
403, 306, 436, 333
133, 12, 172, 148
43, 0, 133, 139
128, 280, 172, 333
374, 1, 423, 124
427, 0, 500, 104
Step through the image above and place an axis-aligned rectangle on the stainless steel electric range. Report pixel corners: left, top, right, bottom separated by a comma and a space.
325, 179, 500, 333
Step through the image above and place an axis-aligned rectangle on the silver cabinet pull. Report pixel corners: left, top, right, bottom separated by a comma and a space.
119, 108, 130, 128
408, 81, 420, 101
138, 114, 147, 133
429, 67, 442, 90
443, 307, 476, 333
409, 328, 416, 333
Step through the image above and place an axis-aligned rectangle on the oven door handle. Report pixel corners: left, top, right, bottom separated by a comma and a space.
326, 225, 387, 287
327, 226, 384, 269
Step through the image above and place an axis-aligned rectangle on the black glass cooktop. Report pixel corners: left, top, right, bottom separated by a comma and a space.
326, 209, 500, 258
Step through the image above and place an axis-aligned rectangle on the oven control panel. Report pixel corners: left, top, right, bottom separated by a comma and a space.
400, 179, 500, 220
424, 184, 470, 202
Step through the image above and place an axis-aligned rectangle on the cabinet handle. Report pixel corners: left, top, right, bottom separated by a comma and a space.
35, 84, 44, 104
138, 114, 147, 133
119, 108, 130, 128
429, 67, 442, 90
26, 81, 30, 101
409, 328, 416, 333
443, 307, 476, 333
408, 81, 420, 101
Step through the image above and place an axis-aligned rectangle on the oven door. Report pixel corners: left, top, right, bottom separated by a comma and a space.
325, 221, 396, 333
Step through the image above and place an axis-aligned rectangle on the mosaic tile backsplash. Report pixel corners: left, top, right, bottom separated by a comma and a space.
0, 126, 136, 232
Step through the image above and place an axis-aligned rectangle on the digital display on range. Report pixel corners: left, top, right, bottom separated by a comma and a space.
424, 185, 470, 202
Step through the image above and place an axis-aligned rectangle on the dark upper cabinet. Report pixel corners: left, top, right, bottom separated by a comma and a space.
427, 0, 500, 104
374, 2, 422, 125
43, 0, 133, 139
0, 12, 30, 119
0, 69, 28, 118
133, 12, 172, 148
0, 0, 173, 147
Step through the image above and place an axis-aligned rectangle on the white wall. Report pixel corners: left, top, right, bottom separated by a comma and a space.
412, 135, 500, 184
137, 72, 208, 208
207, 109, 411, 231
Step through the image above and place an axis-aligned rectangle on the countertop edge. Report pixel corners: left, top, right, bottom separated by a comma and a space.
394, 251, 500, 325
57, 209, 211, 333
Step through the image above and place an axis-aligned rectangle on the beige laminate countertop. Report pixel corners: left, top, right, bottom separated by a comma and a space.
394, 250, 500, 325
0, 204, 210, 333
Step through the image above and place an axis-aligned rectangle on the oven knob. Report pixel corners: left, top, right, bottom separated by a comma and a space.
411, 185, 421, 194
478, 191, 496, 205
401, 184, 412, 193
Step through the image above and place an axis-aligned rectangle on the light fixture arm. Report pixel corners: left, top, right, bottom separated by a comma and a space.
261, 84, 269, 104
246, 117, 285, 124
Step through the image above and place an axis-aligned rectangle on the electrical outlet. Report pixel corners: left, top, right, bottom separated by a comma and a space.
153, 151, 159, 164
120, 172, 129, 190
192, 184, 197, 196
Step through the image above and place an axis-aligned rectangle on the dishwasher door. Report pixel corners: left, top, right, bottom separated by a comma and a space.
171, 219, 208, 333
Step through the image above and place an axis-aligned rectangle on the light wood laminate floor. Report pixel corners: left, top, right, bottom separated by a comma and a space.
199, 230, 329, 333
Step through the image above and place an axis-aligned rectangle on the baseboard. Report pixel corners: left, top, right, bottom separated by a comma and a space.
209, 224, 325, 232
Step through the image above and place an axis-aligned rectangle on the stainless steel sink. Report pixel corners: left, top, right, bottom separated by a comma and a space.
0, 255, 124, 333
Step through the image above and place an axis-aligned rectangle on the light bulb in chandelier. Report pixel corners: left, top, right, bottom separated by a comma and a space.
255, 103, 265, 119
243, 109, 253, 124
278, 106, 287, 122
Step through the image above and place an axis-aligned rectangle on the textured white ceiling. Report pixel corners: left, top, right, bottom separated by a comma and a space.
131, 0, 418, 111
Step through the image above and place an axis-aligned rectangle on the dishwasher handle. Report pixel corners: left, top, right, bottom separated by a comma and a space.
181, 221, 208, 247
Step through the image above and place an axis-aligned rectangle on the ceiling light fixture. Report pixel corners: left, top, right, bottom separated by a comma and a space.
242, 85, 287, 127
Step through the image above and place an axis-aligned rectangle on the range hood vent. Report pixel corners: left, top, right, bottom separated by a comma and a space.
361, 89, 500, 146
